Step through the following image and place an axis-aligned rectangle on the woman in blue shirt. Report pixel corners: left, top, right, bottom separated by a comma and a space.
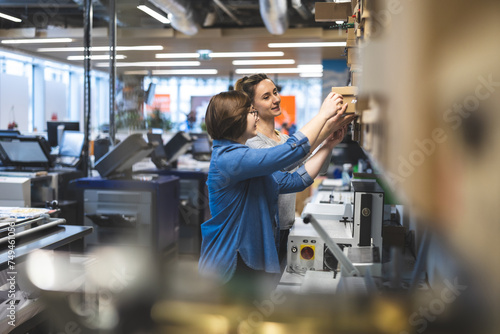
237, 74, 356, 268
198, 90, 348, 292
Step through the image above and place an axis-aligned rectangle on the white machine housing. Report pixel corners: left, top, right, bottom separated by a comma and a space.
287, 179, 384, 273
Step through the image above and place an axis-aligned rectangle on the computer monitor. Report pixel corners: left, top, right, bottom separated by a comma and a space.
147, 133, 167, 164
145, 83, 156, 105
95, 133, 154, 178
59, 131, 85, 158
190, 133, 212, 155
0, 130, 21, 136
147, 132, 192, 168
47, 121, 80, 147
0, 135, 52, 169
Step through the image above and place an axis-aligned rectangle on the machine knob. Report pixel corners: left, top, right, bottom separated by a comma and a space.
291, 246, 298, 253
362, 208, 371, 217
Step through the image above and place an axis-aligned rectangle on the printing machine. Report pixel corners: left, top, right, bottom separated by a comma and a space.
287, 179, 384, 276
0, 207, 92, 332
72, 133, 180, 257
0, 134, 83, 219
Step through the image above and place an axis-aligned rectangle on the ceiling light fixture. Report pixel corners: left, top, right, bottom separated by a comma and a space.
235, 67, 323, 75
137, 5, 171, 24
155, 51, 285, 59
232, 59, 295, 66
155, 53, 199, 59
297, 64, 323, 70
96, 61, 201, 68
152, 69, 218, 75
268, 42, 346, 48
67, 55, 127, 61
0, 12, 22, 23
2, 38, 73, 44
123, 70, 149, 75
300, 73, 323, 78
37, 45, 164, 52
123, 69, 218, 76
210, 51, 284, 58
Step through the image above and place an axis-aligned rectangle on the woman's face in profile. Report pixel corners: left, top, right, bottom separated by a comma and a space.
242, 106, 259, 141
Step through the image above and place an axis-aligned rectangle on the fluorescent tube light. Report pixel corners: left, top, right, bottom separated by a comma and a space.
232, 59, 295, 66
210, 51, 284, 58
300, 73, 323, 78
268, 42, 346, 48
155, 53, 199, 59
0, 12, 22, 23
2, 38, 73, 44
37, 45, 164, 52
123, 69, 217, 76
235, 68, 323, 74
152, 69, 218, 75
67, 55, 127, 61
154, 51, 285, 59
123, 70, 149, 75
96, 61, 201, 67
137, 5, 170, 24
297, 64, 323, 70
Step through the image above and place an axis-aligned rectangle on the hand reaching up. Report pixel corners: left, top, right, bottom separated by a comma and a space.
324, 125, 348, 150
319, 92, 345, 119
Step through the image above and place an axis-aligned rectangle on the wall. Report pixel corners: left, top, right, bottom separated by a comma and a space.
0, 73, 30, 132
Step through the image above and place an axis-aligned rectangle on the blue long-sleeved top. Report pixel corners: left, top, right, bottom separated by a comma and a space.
198, 131, 313, 283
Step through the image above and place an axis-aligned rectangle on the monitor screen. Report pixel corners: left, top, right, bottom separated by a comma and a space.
190, 133, 212, 155
47, 121, 80, 147
59, 131, 85, 157
95, 133, 154, 178
0, 136, 52, 168
147, 133, 166, 160
164, 132, 192, 164
145, 83, 156, 105
0, 130, 21, 136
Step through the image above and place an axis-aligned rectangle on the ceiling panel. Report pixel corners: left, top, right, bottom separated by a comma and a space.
0, 0, 350, 77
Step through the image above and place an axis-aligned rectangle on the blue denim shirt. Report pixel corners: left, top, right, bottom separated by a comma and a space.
198, 131, 313, 283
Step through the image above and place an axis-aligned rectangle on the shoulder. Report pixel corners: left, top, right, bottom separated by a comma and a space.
246, 133, 273, 148
213, 139, 248, 156
277, 130, 289, 142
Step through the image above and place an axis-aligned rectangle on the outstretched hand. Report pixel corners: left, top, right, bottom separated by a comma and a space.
324, 125, 348, 149
325, 102, 357, 133
319, 91, 345, 119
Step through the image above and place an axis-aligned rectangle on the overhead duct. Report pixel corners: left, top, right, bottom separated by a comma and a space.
148, 0, 199, 35
259, 0, 288, 35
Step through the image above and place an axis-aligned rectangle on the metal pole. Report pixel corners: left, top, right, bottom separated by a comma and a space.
109, 0, 116, 147
82, 0, 93, 177
303, 214, 360, 277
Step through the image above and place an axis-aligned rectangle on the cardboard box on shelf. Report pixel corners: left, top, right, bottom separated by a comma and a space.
315, 2, 352, 22
331, 86, 358, 114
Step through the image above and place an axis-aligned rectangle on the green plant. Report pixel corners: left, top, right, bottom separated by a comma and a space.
116, 108, 145, 130
146, 109, 174, 131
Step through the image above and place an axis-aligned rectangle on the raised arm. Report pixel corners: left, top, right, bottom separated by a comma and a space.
304, 125, 348, 179
298, 92, 345, 146
309, 101, 356, 152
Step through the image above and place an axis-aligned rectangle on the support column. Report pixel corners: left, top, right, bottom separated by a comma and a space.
108, 0, 116, 147
82, 0, 92, 176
